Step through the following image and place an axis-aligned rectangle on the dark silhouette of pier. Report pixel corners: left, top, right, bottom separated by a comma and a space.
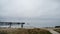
0, 22, 25, 28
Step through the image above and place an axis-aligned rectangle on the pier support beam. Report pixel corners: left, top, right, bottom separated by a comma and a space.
21, 23, 25, 28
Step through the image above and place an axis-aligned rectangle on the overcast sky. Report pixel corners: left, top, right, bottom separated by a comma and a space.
0, 0, 60, 27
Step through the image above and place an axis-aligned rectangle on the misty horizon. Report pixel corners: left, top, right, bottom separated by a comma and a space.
0, 0, 60, 27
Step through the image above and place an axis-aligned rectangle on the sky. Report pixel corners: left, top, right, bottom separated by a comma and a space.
0, 0, 60, 27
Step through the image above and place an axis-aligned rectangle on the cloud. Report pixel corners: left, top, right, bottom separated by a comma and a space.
0, 0, 60, 18
0, 0, 60, 27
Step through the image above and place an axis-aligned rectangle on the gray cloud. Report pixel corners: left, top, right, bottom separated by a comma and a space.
0, 0, 60, 27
